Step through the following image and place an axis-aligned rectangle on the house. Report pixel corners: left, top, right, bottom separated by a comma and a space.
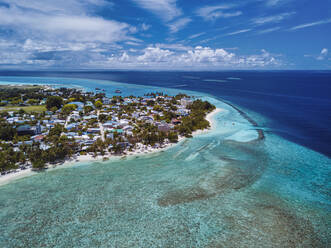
54, 120, 65, 124
83, 115, 98, 120
180, 98, 192, 107
177, 108, 190, 116
70, 101, 84, 111
17, 140, 33, 146
106, 133, 114, 140
171, 118, 181, 125
31, 135, 44, 142
87, 128, 100, 134
16, 125, 35, 136
70, 114, 81, 121
117, 142, 130, 148
103, 121, 117, 128
111, 129, 123, 134
84, 140, 95, 145
40, 143, 51, 150
102, 97, 110, 105
123, 125, 133, 131
119, 119, 129, 127
141, 116, 154, 122
157, 123, 171, 132
34, 122, 42, 134
66, 123, 78, 130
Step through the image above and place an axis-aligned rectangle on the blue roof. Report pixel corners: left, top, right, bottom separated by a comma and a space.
70, 102, 84, 107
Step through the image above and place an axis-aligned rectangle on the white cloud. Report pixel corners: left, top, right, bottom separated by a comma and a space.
196, 4, 241, 21
168, 18, 191, 33
155, 43, 192, 51
141, 23, 151, 31
258, 27, 281, 34
131, 0, 181, 21
317, 48, 328, 60
1, 0, 110, 15
290, 18, 331, 30
0, 0, 135, 68
0, 6, 132, 43
263, 0, 293, 7
0, 0, 284, 70
265, 0, 283, 6
225, 29, 251, 36
188, 32, 205, 39
321, 48, 328, 55
253, 12, 295, 25
100, 46, 281, 69
182, 46, 235, 63
304, 48, 329, 61
126, 41, 143, 46
137, 47, 174, 62
243, 49, 280, 67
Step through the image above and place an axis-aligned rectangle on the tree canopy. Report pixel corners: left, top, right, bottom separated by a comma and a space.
46, 96, 63, 110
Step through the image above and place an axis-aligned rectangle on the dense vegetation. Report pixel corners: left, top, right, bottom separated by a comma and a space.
46, 96, 63, 110
176, 99, 216, 137
0, 85, 44, 106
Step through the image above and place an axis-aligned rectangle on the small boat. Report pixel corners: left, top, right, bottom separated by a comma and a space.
95, 87, 101, 90
115, 89, 122, 93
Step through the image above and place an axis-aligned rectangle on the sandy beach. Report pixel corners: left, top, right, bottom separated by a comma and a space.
0, 108, 222, 186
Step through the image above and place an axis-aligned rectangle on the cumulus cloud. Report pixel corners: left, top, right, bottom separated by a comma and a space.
137, 47, 174, 62
101, 46, 281, 69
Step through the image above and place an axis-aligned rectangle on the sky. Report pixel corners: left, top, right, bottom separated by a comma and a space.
0, 0, 330, 70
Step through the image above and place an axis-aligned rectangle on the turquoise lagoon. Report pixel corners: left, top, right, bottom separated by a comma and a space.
0, 77, 330, 247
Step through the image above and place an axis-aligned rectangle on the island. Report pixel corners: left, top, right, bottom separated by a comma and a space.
0, 85, 216, 175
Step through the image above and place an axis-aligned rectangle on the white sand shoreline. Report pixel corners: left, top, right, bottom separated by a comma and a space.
0, 108, 222, 186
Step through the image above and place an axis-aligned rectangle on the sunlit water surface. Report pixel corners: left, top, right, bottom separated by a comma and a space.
0, 77, 330, 247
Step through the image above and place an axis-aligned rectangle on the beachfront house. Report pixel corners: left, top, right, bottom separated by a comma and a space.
157, 123, 171, 132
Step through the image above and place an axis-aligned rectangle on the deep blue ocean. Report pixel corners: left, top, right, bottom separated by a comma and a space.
1, 70, 330, 156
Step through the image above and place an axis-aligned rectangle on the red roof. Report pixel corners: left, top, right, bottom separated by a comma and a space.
34, 135, 44, 141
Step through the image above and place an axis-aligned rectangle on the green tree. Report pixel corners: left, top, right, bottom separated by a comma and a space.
62, 104, 77, 115
84, 105, 93, 113
94, 100, 103, 109
0, 124, 16, 141
48, 124, 63, 138
168, 132, 178, 143
46, 96, 63, 110
98, 114, 107, 123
